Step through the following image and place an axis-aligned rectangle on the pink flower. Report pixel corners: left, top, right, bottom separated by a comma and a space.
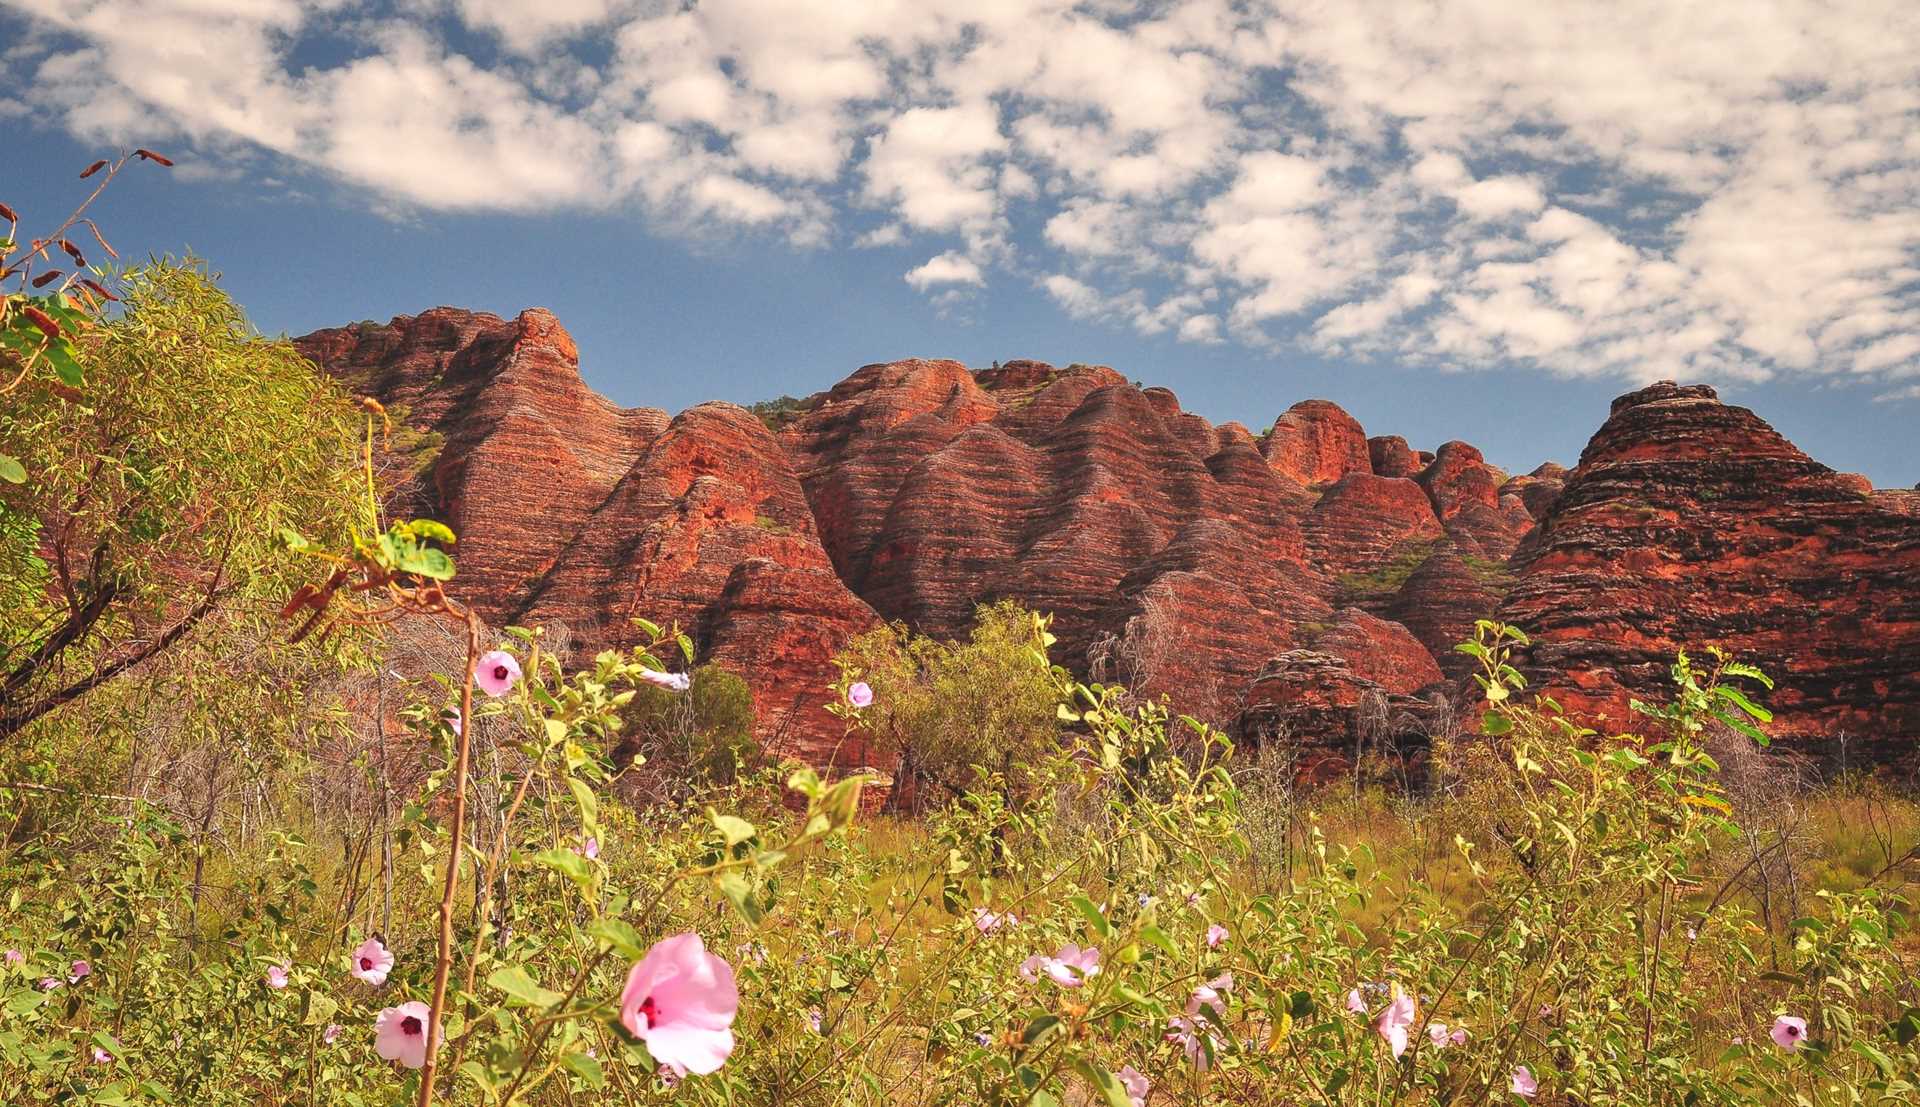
1165, 1014, 1220, 1070
1346, 988, 1366, 1014
1429, 1022, 1468, 1048
1205, 923, 1229, 949
351, 937, 394, 986
1118, 1064, 1150, 1107
3, 949, 22, 966
1187, 972, 1234, 1018
266, 964, 289, 989
1511, 1065, 1538, 1097
443, 708, 462, 735
374, 1001, 434, 1069
1041, 943, 1101, 987
1376, 992, 1416, 1058
972, 908, 1007, 934
846, 681, 873, 708
92, 1046, 112, 1064
639, 668, 692, 693
474, 650, 521, 698
806, 1008, 823, 1034
619, 932, 740, 1077
38, 977, 60, 990
1018, 954, 1047, 983
69, 959, 91, 983
323, 1023, 343, 1045
580, 837, 600, 861
1771, 1015, 1807, 1051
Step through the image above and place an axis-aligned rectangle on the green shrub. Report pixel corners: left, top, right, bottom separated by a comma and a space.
835, 600, 1063, 806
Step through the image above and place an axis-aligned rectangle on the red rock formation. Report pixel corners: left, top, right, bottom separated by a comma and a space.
302, 308, 1920, 767
1502, 462, 1568, 520
1304, 473, 1445, 579
1369, 435, 1421, 478
1310, 608, 1445, 694
784, 361, 1330, 722
1234, 650, 1452, 783
1389, 540, 1510, 680
1262, 400, 1371, 487
297, 310, 879, 765
1501, 382, 1920, 756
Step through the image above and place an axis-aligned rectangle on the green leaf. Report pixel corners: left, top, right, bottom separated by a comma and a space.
1069, 895, 1112, 939
1852, 1040, 1895, 1080
1020, 1015, 1062, 1047
589, 918, 646, 960
299, 989, 339, 1027
1075, 1060, 1133, 1107
710, 811, 757, 847
531, 848, 595, 891
487, 965, 564, 1009
0, 454, 24, 484
44, 339, 83, 386
404, 519, 457, 545
714, 869, 764, 925
561, 1049, 606, 1087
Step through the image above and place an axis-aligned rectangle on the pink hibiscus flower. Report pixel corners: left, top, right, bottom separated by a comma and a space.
266, 964, 289, 989
846, 681, 874, 708
1376, 992, 1416, 1058
374, 1001, 434, 1069
474, 650, 521, 698
619, 932, 740, 1077
1771, 1015, 1807, 1051
1118, 1064, 1150, 1107
350, 937, 394, 986
68, 959, 90, 983
1040, 943, 1101, 988
1205, 923, 1229, 949
1511, 1065, 1538, 1097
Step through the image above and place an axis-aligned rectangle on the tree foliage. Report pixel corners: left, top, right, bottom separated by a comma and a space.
836, 599, 1063, 803
0, 258, 362, 741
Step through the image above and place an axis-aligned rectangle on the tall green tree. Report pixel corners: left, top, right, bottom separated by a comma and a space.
0, 259, 362, 741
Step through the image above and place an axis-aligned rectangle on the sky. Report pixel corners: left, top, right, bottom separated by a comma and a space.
2, 1, 1917, 486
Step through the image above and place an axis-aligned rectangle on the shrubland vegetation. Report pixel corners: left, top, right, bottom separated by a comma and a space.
2, 162, 1918, 1106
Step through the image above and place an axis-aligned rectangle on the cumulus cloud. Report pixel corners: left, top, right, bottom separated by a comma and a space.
904, 252, 984, 291
5, 0, 1918, 388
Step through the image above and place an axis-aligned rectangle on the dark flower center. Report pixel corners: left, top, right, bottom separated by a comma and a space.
401, 1016, 422, 1036
360, 957, 373, 970
1786, 1025, 1801, 1037
639, 996, 659, 1029
493, 664, 510, 680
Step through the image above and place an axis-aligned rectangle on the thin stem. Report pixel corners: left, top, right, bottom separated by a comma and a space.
416, 610, 481, 1107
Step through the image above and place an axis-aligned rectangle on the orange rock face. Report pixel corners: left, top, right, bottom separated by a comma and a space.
1500, 382, 1920, 756
302, 310, 1920, 766
296, 310, 879, 766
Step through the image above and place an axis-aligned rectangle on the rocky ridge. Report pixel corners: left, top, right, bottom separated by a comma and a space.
298, 310, 1918, 768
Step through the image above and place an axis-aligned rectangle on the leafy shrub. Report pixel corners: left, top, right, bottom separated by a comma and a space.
835, 600, 1063, 807
620, 663, 762, 793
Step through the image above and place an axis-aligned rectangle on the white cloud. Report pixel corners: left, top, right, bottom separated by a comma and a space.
5, 0, 1918, 393
904, 251, 984, 291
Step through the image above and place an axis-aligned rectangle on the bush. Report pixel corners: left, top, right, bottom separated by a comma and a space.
619, 663, 761, 794
835, 600, 1064, 807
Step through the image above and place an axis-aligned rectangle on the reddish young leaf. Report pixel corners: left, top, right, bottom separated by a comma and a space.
79, 278, 119, 302
79, 159, 109, 179
31, 270, 63, 288
133, 148, 175, 167
0, 201, 15, 224
59, 239, 85, 266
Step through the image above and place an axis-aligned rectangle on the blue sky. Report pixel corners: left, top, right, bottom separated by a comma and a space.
3, 1, 1916, 486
